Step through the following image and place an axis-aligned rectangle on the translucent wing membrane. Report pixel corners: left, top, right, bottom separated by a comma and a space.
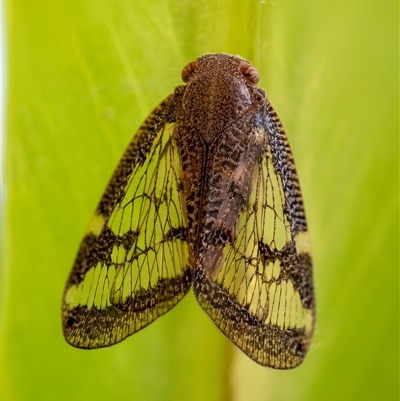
62, 97, 191, 348
194, 105, 315, 369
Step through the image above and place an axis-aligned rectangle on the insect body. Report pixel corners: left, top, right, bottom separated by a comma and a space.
62, 53, 315, 369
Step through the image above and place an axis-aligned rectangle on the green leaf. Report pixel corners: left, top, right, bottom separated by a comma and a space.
4, 0, 398, 400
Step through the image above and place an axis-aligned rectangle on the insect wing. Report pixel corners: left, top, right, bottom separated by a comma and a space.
194, 102, 315, 369
62, 96, 191, 348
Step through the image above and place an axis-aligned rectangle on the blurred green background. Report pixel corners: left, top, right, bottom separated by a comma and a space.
3, 0, 398, 400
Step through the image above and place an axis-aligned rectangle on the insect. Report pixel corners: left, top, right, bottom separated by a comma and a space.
62, 53, 315, 369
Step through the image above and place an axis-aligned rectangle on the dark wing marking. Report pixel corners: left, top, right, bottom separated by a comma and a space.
62, 95, 192, 349
194, 102, 315, 369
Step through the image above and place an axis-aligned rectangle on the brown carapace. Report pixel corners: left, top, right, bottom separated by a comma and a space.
62, 53, 315, 369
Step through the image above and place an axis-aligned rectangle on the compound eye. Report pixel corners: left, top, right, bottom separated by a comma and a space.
240, 61, 259, 85
181, 61, 197, 83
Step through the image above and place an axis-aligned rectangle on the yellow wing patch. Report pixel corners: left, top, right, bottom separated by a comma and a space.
295, 231, 312, 255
